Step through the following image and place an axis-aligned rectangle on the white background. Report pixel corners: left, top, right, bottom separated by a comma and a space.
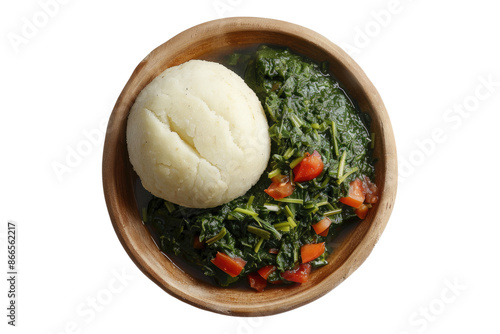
1, 0, 499, 333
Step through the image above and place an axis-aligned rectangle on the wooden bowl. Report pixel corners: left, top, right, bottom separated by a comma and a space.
102, 17, 397, 316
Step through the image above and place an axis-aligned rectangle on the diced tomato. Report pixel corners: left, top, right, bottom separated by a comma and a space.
247, 272, 267, 292
339, 178, 365, 208
363, 176, 379, 204
311, 217, 332, 235
318, 227, 329, 237
257, 265, 276, 280
301, 242, 325, 263
193, 235, 205, 249
268, 248, 279, 255
365, 193, 378, 204
293, 150, 324, 182
210, 252, 246, 277
264, 176, 294, 200
355, 203, 370, 219
281, 263, 312, 283
271, 174, 289, 184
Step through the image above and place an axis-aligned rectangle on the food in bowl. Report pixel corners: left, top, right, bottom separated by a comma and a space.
126, 59, 271, 208
137, 45, 380, 291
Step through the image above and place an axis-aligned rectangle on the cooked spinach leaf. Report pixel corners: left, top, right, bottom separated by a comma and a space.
144, 45, 375, 287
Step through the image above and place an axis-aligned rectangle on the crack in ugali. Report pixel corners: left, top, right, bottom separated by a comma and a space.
145, 108, 230, 200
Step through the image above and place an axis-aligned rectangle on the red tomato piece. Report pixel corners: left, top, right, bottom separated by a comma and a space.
318, 227, 329, 237
210, 252, 246, 278
293, 150, 324, 182
281, 263, 312, 283
311, 217, 332, 235
355, 203, 369, 219
339, 178, 365, 208
264, 177, 294, 200
363, 176, 379, 204
301, 242, 326, 263
257, 265, 276, 280
247, 272, 267, 292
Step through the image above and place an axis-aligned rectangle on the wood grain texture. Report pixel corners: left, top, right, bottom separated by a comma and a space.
102, 17, 397, 316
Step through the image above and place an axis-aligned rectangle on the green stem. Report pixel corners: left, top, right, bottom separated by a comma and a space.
286, 216, 297, 228
331, 120, 340, 157
254, 237, 265, 253
324, 208, 342, 216
289, 113, 304, 128
253, 216, 282, 240
337, 167, 359, 184
246, 195, 255, 209
290, 155, 305, 169
247, 225, 271, 239
275, 198, 304, 204
337, 150, 347, 180
283, 148, 295, 160
234, 207, 258, 217
273, 222, 293, 231
320, 176, 331, 188
206, 227, 227, 245
284, 205, 294, 218
268, 168, 282, 179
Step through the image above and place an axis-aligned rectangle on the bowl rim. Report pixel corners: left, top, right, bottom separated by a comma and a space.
102, 16, 397, 316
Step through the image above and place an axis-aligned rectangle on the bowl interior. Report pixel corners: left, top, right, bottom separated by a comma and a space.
102, 17, 397, 316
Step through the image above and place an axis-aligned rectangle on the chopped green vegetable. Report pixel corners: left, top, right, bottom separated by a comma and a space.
143, 45, 376, 288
